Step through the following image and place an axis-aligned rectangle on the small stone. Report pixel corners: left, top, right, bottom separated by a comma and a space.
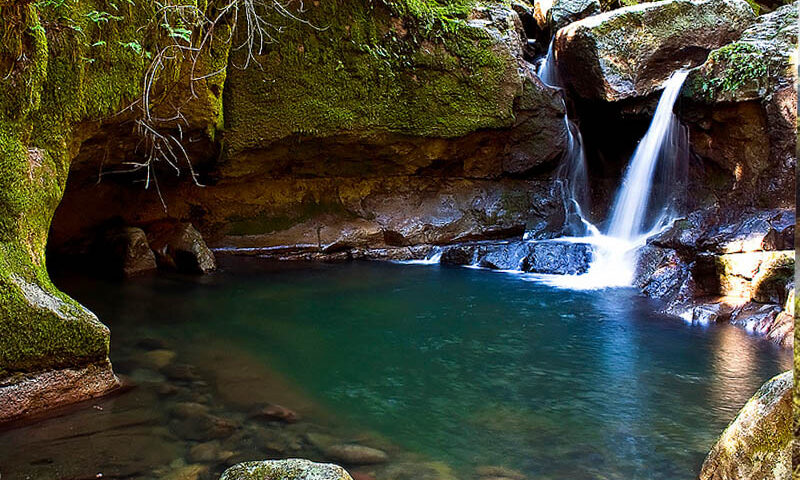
138, 349, 177, 370
163, 464, 208, 480
188, 441, 231, 463
162, 363, 201, 381
251, 404, 299, 423
171, 413, 238, 441
475, 466, 526, 480
171, 402, 209, 419
324, 444, 389, 465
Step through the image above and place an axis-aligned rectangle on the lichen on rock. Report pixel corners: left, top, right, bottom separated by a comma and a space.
220, 458, 353, 480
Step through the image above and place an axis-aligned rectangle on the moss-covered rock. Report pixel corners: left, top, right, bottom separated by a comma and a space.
699, 370, 792, 480
553, 0, 755, 102
0, 0, 226, 420
220, 459, 353, 480
683, 2, 797, 103
222, 0, 568, 175
679, 2, 797, 210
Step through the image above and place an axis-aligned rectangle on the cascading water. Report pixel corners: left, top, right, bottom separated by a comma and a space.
536, 40, 591, 236
606, 70, 690, 241
544, 70, 690, 289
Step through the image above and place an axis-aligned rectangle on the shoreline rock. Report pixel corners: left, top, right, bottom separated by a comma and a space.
699, 371, 792, 480
0, 360, 119, 424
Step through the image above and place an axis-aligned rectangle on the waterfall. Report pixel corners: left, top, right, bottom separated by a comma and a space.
537, 40, 559, 87
540, 70, 690, 289
536, 40, 591, 235
605, 70, 690, 241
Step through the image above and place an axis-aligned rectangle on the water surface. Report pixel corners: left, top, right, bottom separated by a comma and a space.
1, 258, 790, 479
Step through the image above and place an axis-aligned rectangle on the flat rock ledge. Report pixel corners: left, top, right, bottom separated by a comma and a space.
220, 459, 353, 480
0, 360, 119, 424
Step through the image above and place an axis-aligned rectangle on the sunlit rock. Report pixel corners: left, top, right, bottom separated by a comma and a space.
220, 459, 353, 480
554, 0, 755, 102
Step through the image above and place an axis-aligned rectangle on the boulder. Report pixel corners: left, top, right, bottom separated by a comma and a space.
554, 0, 755, 102
713, 251, 794, 303
478, 242, 536, 270
534, 0, 602, 33
440, 246, 477, 266
699, 371, 792, 480
523, 241, 593, 275
684, 2, 798, 103
99, 226, 158, 277
146, 221, 216, 274
220, 459, 352, 480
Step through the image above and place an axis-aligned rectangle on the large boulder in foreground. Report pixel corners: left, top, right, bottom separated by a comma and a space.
220, 459, 352, 480
554, 0, 755, 102
699, 371, 792, 480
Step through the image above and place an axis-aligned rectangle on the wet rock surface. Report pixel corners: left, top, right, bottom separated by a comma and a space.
221, 459, 353, 480
634, 209, 795, 347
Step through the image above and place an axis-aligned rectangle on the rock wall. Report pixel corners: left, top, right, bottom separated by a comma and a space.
49, 0, 573, 258
0, 0, 228, 421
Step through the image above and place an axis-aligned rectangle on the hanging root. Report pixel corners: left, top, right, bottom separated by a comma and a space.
104, 0, 325, 208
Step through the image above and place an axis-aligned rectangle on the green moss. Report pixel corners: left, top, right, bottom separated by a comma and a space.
223, 0, 521, 157
226, 201, 355, 236
695, 43, 768, 98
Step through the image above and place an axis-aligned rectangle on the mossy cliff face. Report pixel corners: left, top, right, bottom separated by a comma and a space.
224, 1, 527, 157
0, 0, 226, 420
50, 0, 571, 255
214, 0, 569, 246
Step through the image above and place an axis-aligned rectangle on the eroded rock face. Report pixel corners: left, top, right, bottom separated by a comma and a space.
554, 0, 755, 102
220, 459, 353, 480
680, 3, 798, 209
633, 207, 795, 346
48, 1, 571, 257
699, 370, 792, 480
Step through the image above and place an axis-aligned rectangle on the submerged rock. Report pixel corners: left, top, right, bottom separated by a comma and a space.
220, 459, 352, 480
554, 0, 755, 102
324, 444, 389, 465
699, 370, 792, 480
